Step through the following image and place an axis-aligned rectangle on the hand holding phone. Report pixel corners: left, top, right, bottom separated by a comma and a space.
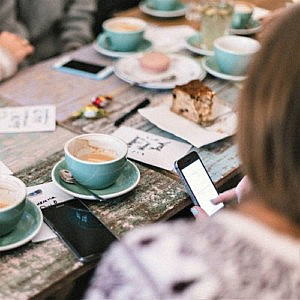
43, 199, 116, 263
53, 57, 113, 80
175, 151, 224, 216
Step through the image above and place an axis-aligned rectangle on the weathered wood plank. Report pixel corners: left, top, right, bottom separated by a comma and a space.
0, 126, 76, 173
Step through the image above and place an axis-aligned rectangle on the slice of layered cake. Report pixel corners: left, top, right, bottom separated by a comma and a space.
171, 79, 214, 126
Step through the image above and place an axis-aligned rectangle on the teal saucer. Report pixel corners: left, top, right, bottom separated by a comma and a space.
139, 1, 187, 17
0, 200, 43, 251
230, 19, 261, 35
94, 34, 152, 58
202, 56, 247, 82
51, 159, 140, 200
185, 33, 214, 56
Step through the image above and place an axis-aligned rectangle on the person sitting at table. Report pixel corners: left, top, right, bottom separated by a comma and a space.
0, 31, 33, 81
84, 4, 300, 299
0, 0, 96, 65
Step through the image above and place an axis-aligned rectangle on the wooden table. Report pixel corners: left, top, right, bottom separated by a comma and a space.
0, 1, 286, 299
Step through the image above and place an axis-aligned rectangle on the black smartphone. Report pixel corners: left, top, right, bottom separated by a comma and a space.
43, 199, 116, 263
53, 57, 113, 80
174, 151, 224, 216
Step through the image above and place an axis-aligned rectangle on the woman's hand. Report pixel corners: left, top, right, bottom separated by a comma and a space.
211, 176, 251, 205
0, 31, 34, 63
191, 176, 251, 219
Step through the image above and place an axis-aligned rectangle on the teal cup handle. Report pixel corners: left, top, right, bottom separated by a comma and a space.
98, 34, 116, 51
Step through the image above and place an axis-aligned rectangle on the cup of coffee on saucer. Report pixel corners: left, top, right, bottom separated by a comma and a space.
64, 134, 128, 189
214, 35, 260, 76
0, 175, 27, 236
150, 0, 177, 11
102, 17, 147, 52
231, 1, 254, 29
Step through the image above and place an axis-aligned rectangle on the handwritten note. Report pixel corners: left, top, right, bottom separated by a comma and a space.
0, 105, 56, 133
113, 126, 191, 170
27, 182, 72, 243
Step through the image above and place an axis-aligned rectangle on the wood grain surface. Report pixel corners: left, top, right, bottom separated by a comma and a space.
0, 0, 287, 298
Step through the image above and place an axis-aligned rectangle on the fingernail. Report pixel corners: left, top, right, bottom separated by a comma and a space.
190, 207, 199, 216
210, 198, 217, 204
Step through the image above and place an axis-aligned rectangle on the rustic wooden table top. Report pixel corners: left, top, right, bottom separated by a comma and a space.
0, 1, 286, 298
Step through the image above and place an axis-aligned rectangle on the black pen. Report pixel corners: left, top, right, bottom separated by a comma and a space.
114, 98, 150, 127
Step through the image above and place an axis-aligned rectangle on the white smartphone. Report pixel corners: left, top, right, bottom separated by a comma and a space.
53, 57, 113, 80
174, 151, 224, 216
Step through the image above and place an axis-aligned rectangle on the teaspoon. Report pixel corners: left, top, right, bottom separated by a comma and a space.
59, 169, 105, 201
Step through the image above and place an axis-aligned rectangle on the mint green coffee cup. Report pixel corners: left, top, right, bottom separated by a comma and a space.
64, 134, 128, 189
0, 175, 27, 236
102, 17, 146, 52
231, 1, 254, 29
214, 35, 260, 76
150, 0, 177, 11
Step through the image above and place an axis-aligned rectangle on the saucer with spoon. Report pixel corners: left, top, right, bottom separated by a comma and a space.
51, 159, 140, 201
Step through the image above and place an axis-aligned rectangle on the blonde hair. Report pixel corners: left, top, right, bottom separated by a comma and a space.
238, 4, 300, 225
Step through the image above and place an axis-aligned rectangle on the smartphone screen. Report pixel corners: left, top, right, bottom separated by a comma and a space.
176, 152, 224, 216
62, 60, 106, 74
43, 199, 116, 263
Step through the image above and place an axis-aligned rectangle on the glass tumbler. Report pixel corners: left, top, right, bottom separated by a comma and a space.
188, 0, 234, 50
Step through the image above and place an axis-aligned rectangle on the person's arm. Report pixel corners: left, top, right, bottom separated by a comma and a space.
0, 31, 33, 81
60, 0, 97, 52
0, 0, 30, 39
0, 46, 17, 81
85, 235, 161, 299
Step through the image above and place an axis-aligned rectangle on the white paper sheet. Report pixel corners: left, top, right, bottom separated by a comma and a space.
0, 105, 56, 133
145, 25, 196, 53
113, 126, 191, 170
0, 161, 12, 174
27, 182, 73, 243
139, 97, 237, 148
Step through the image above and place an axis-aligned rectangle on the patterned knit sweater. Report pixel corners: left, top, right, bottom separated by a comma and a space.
85, 211, 300, 300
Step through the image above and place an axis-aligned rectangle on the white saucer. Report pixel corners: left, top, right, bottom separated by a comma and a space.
114, 53, 206, 89
202, 56, 247, 82
139, 1, 187, 18
185, 33, 214, 56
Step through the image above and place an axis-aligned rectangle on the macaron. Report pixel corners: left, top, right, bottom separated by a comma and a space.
140, 52, 170, 73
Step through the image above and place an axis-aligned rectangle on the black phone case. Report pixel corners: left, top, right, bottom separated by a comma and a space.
43, 199, 116, 263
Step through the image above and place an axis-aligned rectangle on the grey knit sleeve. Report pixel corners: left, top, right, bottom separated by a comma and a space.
0, 0, 29, 39
60, 0, 97, 52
